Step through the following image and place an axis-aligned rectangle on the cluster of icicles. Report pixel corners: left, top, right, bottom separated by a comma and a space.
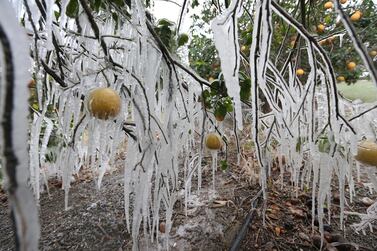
5, 0, 377, 249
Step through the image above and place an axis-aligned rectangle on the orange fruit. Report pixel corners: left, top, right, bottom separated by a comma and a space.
324, 2, 333, 9
347, 61, 356, 71
337, 76, 345, 82
370, 50, 377, 57
317, 24, 326, 33
205, 133, 222, 150
355, 141, 377, 166
350, 12, 361, 22
340, 0, 347, 4
87, 88, 121, 120
296, 68, 305, 76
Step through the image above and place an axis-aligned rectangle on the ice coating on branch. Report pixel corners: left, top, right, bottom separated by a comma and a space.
211, 0, 243, 130
0, 1, 40, 249
18, 0, 204, 248
14, 0, 377, 248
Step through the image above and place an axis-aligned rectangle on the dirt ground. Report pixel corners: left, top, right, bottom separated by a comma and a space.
1, 145, 377, 250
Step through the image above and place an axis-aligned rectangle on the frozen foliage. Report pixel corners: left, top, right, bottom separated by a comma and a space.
19, 0, 206, 249
351, 200, 377, 234
0, 1, 40, 249
211, 0, 377, 238
5, 0, 377, 249
211, 0, 244, 131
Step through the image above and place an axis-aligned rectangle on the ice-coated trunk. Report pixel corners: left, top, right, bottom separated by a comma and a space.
0, 1, 40, 250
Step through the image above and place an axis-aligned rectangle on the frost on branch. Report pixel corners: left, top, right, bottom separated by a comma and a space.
211, 0, 244, 131
0, 1, 39, 249
10, 0, 377, 249
20, 0, 204, 248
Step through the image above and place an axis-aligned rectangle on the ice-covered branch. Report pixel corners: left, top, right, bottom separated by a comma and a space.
0, 1, 40, 249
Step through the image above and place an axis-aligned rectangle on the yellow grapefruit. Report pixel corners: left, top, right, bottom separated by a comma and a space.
347, 61, 356, 71
317, 24, 326, 33
355, 141, 377, 166
87, 88, 121, 120
296, 68, 305, 76
205, 133, 222, 150
324, 2, 333, 9
337, 76, 345, 82
350, 12, 361, 22
370, 50, 377, 57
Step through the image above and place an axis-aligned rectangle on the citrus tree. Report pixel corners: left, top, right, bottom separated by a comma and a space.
1, 0, 377, 250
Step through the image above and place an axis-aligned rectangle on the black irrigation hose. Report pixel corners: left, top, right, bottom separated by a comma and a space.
229, 189, 263, 251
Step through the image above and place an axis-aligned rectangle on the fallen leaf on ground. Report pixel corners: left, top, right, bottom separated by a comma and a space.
361, 197, 374, 206
289, 206, 305, 218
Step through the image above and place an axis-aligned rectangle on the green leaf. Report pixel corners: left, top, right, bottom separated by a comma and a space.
191, 0, 199, 8
90, 0, 102, 12
240, 78, 251, 101
158, 18, 174, 27
296, 137, 302, 152
220, 160, 228, 171
54, 11, 61, 20
223, 97, 233, 112
210, 81, 220, 95
66, 0, 79, 18
202, 90, 212, 109
110, 0, 125, 7
214, 102, 227, 120
318, 137, 330, 153
178, 33, 189, 47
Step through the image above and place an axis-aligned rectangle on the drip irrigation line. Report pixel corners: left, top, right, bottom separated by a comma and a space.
229, 189, 263, 251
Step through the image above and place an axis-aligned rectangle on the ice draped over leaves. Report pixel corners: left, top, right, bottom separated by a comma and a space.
18, 0, 203, 249
4, 0, 377, 249
207, 0, 376, 237
211, 0, 244, 131
0, 1, 40, 249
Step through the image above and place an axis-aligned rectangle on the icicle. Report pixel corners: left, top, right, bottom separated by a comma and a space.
211, 0, 243, 130
0, 1, 40, 249
210, 150, 218, 191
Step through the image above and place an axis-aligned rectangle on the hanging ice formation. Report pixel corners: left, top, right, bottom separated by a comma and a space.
8, 0, 377, 249
211, 0, 377, 238
0, 1, 40, 250
211, 0, 244, 131
18, 0, 208, 249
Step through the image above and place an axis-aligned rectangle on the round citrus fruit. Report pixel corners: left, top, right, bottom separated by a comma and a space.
370, 50, 377, 57
317, 24, 325, 33
337, 76, 345, 82
205, 133, 222, 150
350, 12, 361, 22
340, 0, 347, 4
296, 68, 305, 76
324, 2, 333, 9
347, 61, 356, 71
355, 141, 377, 166
87, 88, 121, 120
